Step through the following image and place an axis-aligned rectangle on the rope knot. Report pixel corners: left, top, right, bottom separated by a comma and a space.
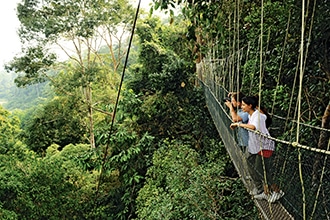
292, 142, 299, 147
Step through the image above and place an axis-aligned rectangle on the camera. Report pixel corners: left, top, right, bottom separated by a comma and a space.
223, 97, 231, 102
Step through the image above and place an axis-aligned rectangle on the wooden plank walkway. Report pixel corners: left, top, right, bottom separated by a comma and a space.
239, 168, 294, 220
243, 177, 294, 220
255, 200, 294, 220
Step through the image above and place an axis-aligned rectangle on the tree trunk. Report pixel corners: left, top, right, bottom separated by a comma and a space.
312, 102, 330, 186
84, 84, 95, 149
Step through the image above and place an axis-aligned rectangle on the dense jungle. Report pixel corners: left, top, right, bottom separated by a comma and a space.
0, 0, 329, 219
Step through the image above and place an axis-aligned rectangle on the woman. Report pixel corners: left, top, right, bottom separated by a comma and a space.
225, 92, 249, 150
230, 96, 284, 203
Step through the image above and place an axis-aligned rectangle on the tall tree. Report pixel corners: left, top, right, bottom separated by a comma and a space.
6, 0, 135, 148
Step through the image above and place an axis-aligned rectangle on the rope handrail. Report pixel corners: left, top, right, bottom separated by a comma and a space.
271, 114, 330, 132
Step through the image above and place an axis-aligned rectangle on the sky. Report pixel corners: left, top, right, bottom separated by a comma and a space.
0, 0, 155, 71
0, 0, 21, 70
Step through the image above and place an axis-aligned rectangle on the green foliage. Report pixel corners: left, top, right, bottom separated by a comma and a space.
123, 88, 218, 154
136, 140, 258, 220
0, 143, 134, 219
16, 0, 134, 39
0, 106, 25, 157
99, 128, 155, 219
130, 17, 194, 95
0, 144, 99, 219
0, 204, 18, 220
21, 95, 87, 153
5, 46, 56, 87
126, 17, 220, 153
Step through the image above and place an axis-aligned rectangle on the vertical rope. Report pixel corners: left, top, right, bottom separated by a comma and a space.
228, 13, 233, 92
236, 0, 240, 96
271, 10, 291, 116
258, 0, 270, 211
303, 0, 316, 76
241, 42, 251, 89
307, 3, 322, 218
297, 0, 306, 219
233, 0, 237, 93
261, 28, 271, 77
248, 37, 260, 95
258, 0, 263, 119
310, 138, 330, 220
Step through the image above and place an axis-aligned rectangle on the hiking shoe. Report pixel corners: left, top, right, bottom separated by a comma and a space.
254, 192, 269, 200
268, 190, 285, 203
251, 187, 263, 196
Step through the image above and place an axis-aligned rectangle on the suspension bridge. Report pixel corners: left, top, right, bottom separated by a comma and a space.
197, 59, 330, 220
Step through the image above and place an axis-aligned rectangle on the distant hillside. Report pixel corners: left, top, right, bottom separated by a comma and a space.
0, 70, 52, 110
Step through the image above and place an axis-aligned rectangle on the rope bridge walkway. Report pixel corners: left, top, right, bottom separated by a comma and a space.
198, 61, 330, 220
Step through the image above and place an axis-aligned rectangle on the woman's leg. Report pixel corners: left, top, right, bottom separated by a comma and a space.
255, 155, 273, 193
246, 153, 263, 192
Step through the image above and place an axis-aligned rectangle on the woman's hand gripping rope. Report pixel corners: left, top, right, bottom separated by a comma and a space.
230, 122, 241, 130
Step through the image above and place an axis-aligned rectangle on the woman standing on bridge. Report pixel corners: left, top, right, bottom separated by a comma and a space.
224, 92, 249, 152
230, 96, 284, 203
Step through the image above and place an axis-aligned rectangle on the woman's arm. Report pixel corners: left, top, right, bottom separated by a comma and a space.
225, 101, 243, 122
230, 122, 255, 130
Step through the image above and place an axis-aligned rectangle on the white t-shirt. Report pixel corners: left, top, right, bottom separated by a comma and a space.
247, 110, 275, 154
